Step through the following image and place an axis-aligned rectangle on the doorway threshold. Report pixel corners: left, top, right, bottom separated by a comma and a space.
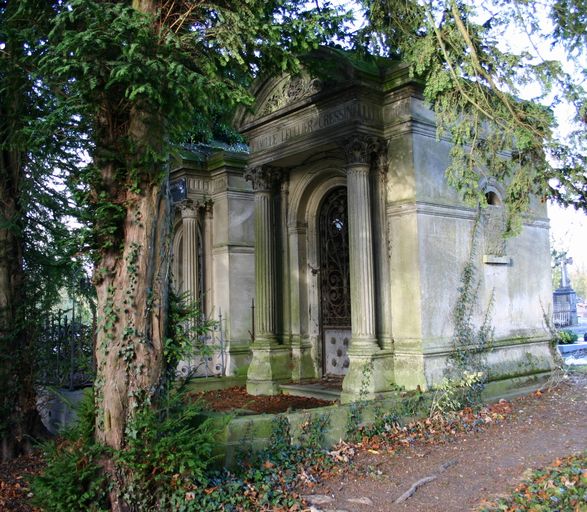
280, 375, 343, 402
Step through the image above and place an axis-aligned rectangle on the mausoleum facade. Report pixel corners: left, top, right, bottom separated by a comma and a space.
170, 49, 555, 401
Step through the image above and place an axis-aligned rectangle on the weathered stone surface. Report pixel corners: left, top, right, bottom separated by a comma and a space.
171, 48, 555, 396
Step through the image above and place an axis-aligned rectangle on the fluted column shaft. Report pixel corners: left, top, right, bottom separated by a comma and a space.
343, 136, 379, 352
181, 205, 199, 304
346, 163, 377, 349
255, 189, 277, 339
245, 166, 281, 343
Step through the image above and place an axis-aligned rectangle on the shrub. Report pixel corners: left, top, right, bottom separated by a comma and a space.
557, 330, 578, 344
31, 389, 226, 511
31, 390, 108, 511
116, 392, 225, 509
31, 439, 108, 512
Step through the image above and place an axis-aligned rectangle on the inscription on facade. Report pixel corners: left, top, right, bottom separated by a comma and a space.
249, 101, 382, 152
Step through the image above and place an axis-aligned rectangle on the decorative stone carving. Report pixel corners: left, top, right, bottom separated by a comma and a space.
374, 139, 389, 181
244, 166, 282, 192
483, 206, 507, 257
258, 75, 322, 118
212, 174, 229, 194
341, 135, 382, 166
178, 200, 200, 218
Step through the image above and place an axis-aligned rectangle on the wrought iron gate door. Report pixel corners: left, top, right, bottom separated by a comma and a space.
318, 187, 351, 375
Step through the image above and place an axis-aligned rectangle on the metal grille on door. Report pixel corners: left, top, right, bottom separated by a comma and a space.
318, 187, 351, 375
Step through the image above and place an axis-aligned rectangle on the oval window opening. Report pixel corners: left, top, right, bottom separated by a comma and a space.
486, 191, 501, 206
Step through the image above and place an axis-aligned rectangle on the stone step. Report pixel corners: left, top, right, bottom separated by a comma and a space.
558, 341, 587, 357
280, 383, 341, 402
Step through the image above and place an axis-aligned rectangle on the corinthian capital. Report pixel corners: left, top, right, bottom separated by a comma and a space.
341, 135, 384, 166
244, 165, 282, 192
178, 200, 200, 219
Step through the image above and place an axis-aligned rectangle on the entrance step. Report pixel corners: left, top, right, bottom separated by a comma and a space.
280, 383, 341, 402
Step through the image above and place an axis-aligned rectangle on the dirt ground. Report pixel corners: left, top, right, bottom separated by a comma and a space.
304, 373, 587, 512
1, 373, 585, 511
192, 386, 335, 413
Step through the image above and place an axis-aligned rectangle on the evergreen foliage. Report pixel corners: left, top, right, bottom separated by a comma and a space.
0, 0, 90, 460
358, 0, 587, 231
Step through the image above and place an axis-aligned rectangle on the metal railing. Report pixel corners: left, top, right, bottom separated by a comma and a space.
37, 310, 95, 389
176, 311, 227, 379
553, 311, 572, 327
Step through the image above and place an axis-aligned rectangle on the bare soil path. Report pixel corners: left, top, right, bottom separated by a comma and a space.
305, 373, 587, 512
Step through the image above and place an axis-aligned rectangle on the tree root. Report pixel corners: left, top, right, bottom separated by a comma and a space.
394, 460, 457, 503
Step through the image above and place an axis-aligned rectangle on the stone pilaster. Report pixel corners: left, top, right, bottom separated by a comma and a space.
372, 142, 393, 351
244, 166, 291, 394
203, 201, 214, 317
288, 224, 317, 382
180, 203, 200, 304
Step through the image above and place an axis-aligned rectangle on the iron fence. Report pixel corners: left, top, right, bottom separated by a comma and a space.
176, 311, 227, 379
37, 310, 95, 389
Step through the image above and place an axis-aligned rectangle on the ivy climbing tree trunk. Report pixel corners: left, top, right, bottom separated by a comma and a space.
94, 184, 171, 451
93, 104, 171, 453
42, 0, 347, 504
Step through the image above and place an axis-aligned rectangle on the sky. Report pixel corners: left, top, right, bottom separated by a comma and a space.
549, 204, 587, 270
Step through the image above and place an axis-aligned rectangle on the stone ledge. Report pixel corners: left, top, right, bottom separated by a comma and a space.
483, 255, 511, 265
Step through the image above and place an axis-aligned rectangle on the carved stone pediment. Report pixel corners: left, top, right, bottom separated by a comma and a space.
255, 74, 322, 120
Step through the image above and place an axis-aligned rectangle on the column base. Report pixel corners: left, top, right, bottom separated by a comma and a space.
348, 335, 380, 354
340, 349, 394, 404
246, 341, 292, 395
226, 343, 252, 378
290, 335, 318, 383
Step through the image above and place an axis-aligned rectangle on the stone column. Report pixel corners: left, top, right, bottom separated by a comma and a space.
340, 136, 394, 402
181, 203, 200, 305
246, 166, 279, 342
244, 165, 291, 394
343, 136, 378, 352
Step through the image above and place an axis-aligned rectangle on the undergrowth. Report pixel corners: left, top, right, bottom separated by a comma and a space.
478, 452, 587, 512
31, 390, 108, 511
30, 386, 336, 510
30, 384, 520, 511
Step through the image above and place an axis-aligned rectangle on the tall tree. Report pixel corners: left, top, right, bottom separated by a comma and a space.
0, 0, 86, 461
0, 0, 33, 461
43, 0, 346, 503
358, 0, 586, 231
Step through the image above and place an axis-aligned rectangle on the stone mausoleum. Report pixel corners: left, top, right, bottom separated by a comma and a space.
170, 49, 555, 402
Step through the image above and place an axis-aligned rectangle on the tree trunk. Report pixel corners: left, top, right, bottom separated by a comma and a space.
87, 3, 172, 508
0, 151, 47, 462
94, 179, 171, 451
0, 146, 36, 462
0, 7, 49, 460
93, 98, 170, 508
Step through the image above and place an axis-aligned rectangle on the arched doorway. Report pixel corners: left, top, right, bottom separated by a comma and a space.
318, 186, 351, 375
